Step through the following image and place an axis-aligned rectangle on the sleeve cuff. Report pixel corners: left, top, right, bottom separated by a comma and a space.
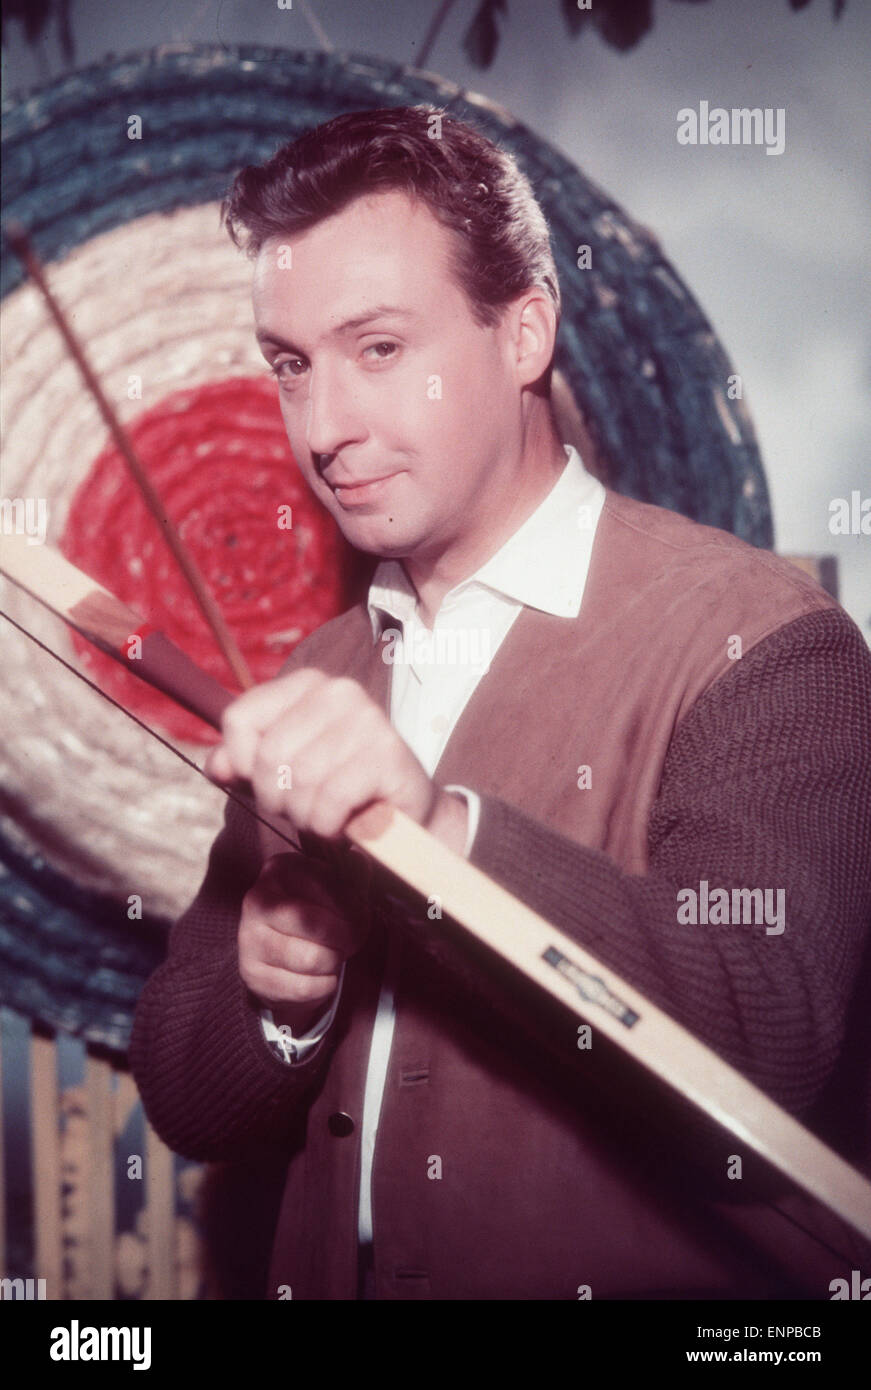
443, 784, 480, 858
260, 962, 347, 1064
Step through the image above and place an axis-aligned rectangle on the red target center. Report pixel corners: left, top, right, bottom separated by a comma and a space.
61, 376, 369, 742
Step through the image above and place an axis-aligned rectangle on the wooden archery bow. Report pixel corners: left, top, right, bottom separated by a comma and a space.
1, 532, 870, 1244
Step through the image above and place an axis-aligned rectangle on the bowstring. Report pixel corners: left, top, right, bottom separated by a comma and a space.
0, 605, 864, 1273
0, 607, 300, 852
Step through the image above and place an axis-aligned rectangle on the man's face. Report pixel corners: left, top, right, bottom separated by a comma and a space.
252, 190, 522, 566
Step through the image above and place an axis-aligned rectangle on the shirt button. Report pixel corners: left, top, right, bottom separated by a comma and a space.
328, 1112, 355, 1137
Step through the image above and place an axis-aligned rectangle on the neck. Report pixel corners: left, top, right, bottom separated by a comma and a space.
405, 420, 568, 629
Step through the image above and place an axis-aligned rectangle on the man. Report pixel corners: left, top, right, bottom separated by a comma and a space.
129, 106, 871, 1300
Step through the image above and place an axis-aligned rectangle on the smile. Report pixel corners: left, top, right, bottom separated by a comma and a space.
332, 474, 399, 506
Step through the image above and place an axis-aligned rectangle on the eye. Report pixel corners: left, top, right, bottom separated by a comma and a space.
269, 358, 307, 384
364, 341, 398, 361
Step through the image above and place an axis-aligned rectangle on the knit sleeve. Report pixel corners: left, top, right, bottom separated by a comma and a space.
127, 793, 336, 1162
451, 607, 871, 1119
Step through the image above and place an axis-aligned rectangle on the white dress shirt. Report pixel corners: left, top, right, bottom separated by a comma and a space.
260, 443, 606, 1245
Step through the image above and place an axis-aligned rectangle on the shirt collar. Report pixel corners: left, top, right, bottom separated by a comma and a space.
366, 444, 604, 639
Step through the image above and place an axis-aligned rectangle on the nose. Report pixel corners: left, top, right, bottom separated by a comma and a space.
304, 358, 366, 461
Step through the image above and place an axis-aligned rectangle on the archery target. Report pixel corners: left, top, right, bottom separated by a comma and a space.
0, 201, 359, 920
0, 43, 770, 1046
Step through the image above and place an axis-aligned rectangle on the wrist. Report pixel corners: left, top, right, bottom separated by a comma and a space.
268, 994, 334, 1033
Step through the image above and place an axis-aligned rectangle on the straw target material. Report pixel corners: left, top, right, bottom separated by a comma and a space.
0, 44, 772, 1050
1, 204, 354, 924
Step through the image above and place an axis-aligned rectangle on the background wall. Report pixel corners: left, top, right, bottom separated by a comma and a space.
2, 0, 869, 636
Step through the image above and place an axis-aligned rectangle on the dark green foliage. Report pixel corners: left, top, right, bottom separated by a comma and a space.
465, 0, 846, 68
1, 0, 74, 62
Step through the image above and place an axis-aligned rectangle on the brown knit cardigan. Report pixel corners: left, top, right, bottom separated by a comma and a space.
129, 492, 871, 1299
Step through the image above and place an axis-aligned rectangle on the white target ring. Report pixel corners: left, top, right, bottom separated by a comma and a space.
1, 203, 328, 919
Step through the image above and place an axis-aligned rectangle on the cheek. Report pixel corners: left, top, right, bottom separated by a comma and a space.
279, 388, 300, 421
389, 361, 486, 445
278, 398, 312, 467
437, 341, 505, 418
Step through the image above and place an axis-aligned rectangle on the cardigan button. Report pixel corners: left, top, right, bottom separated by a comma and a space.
328, 1111, 355, 1137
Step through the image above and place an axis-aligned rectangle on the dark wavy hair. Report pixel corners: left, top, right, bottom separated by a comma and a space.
221, 105, 561, 389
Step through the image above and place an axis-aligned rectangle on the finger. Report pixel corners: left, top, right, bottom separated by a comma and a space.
203, 745, 235, 784
248, 898, 350, 953
255, 921, 342, 976
250, 706, 373, 821
303, 758, 384, 840
242, 960, 339, 1007
301, 741, 421, 840
220, 667, 328, 779
285, 706, 431, 833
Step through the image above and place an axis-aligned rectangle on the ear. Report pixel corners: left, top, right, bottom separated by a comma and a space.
503, 287, 558, 390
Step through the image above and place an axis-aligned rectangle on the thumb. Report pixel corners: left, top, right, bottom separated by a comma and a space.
203, 744, 235, 784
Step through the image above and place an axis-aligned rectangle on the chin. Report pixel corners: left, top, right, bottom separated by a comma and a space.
342, 521, 416, 559
355, 532, 414, 559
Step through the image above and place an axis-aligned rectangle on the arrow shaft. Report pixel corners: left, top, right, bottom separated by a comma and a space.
4, 221, 253, 692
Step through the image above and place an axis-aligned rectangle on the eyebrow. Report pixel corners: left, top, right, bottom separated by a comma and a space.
255, 305, 419, 353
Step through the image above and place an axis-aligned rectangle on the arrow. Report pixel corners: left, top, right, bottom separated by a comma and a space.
3, 219, 253, 692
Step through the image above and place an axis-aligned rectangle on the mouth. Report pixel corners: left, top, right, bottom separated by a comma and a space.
329, 473, 401, 506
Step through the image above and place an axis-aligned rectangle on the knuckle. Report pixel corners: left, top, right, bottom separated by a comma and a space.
238, 915, 270, 963
329, 676, 358, 704
309, 804, 342, 839
221, 701, 247, 737
240, 959, 270, 996
360, 694, 382, 722
290, 936, 327, 975
252, 736, 281, 778
288, 973, 337, 1005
